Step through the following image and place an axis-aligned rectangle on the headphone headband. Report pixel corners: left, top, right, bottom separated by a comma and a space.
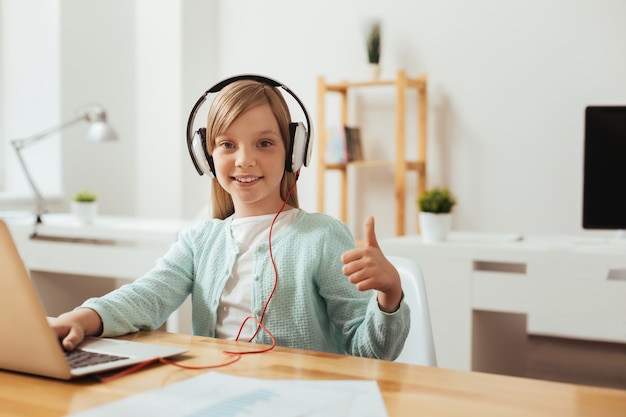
207, 74, 281, 92
186, 74, 313, 177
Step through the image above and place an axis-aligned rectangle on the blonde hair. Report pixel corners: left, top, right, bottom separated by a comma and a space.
206, 79, 299, 219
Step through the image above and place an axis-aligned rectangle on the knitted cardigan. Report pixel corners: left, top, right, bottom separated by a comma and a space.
82, 210, 410, 360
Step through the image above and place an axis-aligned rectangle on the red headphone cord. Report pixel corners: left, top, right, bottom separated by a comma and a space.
98, 176, 298, 382
234, 175, 298, 348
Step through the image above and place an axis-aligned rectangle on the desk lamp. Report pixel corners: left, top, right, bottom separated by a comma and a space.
10, 105, 117, 223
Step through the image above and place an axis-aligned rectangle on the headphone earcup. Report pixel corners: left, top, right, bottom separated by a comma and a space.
288, 122, 310, 173
191, 128, 215, 178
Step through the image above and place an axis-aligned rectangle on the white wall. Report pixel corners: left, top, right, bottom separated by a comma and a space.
2, 0, 625, 239
214, 0, 626, 238
0, 0, 61, 200
135, 0, 183, 217
60, 0, 137, 216
61, 0, 216, 219
134, 0, 218, 219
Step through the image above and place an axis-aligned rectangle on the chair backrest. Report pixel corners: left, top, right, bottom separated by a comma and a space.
388, 255, 437, 367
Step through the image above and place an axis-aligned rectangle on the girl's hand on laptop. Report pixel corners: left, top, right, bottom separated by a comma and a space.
340, 216, 403, 313
48, 308, 103, 351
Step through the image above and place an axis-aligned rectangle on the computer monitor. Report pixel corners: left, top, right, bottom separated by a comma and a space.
582, 106, 626, 237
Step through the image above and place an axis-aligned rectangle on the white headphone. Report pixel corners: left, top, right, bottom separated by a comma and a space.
186, 74, 314, 179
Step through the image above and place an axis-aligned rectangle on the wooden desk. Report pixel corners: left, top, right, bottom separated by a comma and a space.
0, 331, 624, 417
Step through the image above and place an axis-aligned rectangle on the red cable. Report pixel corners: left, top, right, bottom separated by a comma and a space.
97, 353, 243, 383
233, 177, 298, 350
97, 358, 161, 383
98, 178, 299, 382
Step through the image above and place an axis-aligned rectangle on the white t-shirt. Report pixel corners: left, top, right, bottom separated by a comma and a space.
215, 208, 300, 340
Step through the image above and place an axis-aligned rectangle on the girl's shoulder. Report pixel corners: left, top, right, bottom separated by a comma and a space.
293, 210, 353, 237
179, 217, 231, 242
175, 217, 239, 258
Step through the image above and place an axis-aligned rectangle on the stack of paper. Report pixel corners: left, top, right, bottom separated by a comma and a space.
68, 372, 389, 417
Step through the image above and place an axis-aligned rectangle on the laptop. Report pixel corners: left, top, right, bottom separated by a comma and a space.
0, 219, 188, 380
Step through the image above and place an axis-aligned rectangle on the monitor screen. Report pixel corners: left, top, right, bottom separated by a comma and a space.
582, 106, 626, 230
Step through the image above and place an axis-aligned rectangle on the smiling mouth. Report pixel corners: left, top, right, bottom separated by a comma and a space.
234, 176, 260, 183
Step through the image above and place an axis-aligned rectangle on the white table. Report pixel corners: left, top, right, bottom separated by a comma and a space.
379, 232, 626, 377
5, 213, 193, 332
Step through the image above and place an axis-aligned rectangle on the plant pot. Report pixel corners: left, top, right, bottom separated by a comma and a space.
71, 201, 98, 225
419, 212, 451, 243
368, 62, 381, 79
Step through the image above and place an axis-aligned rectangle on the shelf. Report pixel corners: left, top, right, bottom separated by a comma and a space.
322, 161, 395, 170
322, 160, 425, 172
324, 77, 427, 92
317, 70, 428, 236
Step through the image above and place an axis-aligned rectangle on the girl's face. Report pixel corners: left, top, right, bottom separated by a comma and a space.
212, 103, 288, 218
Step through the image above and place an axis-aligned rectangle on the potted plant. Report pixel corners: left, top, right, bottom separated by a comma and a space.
365, 20, 381, 78
417, 187, 456, 243
71, 189, 98, 225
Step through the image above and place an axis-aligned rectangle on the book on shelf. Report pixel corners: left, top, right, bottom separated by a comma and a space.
344, 125, 364, 162
323, 125, 364, 164
324, 125, 348, 164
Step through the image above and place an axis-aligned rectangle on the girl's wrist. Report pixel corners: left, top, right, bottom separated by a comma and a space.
377, 291, 404, 313
68, 308, 104, 336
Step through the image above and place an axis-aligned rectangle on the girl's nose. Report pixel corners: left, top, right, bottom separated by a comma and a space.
235, 147, 257, 168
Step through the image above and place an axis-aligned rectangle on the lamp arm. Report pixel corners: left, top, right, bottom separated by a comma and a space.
10, 113, 88, 150
10, 113, 88, 223
12, 145, 46, 223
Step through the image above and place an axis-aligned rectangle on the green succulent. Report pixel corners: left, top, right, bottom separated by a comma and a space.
73, 189, 97, 202
418, 187, 456, 213
366, 21, 381, 64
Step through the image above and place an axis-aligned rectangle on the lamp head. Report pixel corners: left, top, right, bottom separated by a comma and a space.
84, 106, 118, 142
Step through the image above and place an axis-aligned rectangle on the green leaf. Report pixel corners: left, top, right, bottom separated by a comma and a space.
417, 187, 456, 213
73, 189, 97, 202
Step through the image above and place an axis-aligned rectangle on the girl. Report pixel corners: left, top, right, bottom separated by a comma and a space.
49, 76, 409, 360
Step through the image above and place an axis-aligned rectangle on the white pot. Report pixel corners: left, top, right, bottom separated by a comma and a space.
419, 212, 451, 243
71, 201, 98, 225
368, 62, 381, 79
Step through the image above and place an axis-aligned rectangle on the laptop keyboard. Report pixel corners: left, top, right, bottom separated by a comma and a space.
64, 349, 129, 369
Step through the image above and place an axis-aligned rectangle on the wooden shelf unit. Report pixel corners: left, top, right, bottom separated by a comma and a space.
316, 70, 428, 236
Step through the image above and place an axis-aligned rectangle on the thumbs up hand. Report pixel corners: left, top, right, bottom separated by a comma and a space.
341, 216, 403, 313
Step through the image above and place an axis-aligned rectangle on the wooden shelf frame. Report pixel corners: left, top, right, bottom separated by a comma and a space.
316, 70, 428, 235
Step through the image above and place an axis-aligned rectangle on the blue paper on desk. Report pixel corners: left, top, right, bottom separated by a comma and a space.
66, 372, 389, 417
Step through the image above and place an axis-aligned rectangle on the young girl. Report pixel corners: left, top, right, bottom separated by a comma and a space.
49, 76, 409, 360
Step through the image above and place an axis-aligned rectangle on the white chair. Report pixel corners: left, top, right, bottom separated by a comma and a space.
388, 255, 437, 367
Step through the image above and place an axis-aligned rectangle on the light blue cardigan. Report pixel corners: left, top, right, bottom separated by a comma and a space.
82, 210, 410, 360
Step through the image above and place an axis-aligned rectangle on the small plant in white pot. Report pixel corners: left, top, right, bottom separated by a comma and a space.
417, 187, 456, 243
365, 20, 381, 78
71, 189, 98, 225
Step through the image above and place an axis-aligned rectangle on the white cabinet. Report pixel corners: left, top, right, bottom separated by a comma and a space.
417, 256, 472, 371
379, 234, 626, 373
527, 252, 626, 342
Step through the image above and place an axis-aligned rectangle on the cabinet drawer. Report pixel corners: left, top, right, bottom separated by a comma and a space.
528, 313, 626, 343
528, 259, 626, 342
527, 279, 626, 342
472, 261, 528, 313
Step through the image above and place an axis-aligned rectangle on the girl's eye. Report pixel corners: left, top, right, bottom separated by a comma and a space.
259, 140, 273, 148
219, 141, 235, 149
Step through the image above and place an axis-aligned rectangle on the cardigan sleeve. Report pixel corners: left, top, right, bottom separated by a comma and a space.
81, 224, 200, 336
313, 216, 410, 360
